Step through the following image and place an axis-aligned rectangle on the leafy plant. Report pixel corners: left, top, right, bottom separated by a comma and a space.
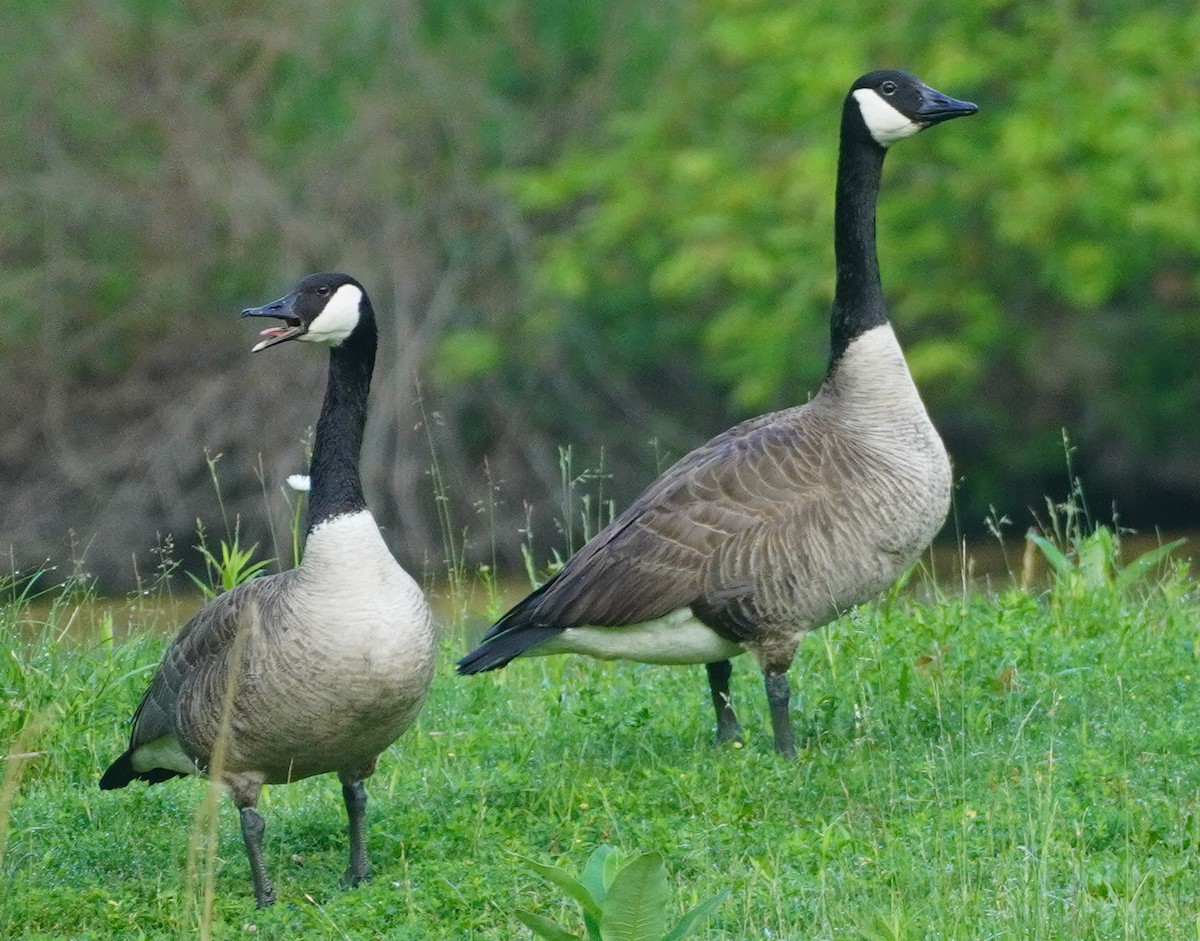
1025, 437, 1186, 605
515, 845, 727, 941
1027, 524, 1185, 600
187, 519, 273, 601
181, 451, 276, 600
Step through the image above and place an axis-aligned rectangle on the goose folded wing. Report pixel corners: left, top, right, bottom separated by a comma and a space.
497, 409, 830, 631
126, 577, 291, 755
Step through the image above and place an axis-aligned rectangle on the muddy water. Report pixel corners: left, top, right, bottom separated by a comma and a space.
10, 531, 1192, 646
12, 591, 204, 646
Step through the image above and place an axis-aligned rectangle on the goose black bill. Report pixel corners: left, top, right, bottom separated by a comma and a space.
913, 84, 978, 125
243, 293, 306, 352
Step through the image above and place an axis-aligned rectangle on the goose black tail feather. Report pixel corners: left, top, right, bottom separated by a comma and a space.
99, 750, 185, 790
456, 625, 564, 675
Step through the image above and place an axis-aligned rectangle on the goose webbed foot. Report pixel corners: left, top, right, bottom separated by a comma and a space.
341, 866, 374, 888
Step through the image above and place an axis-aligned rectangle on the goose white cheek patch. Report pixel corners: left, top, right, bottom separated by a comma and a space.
302, 284, 363, 345
852, 88, 923, 147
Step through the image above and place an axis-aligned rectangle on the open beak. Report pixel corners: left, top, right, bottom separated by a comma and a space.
914, 84, 978, 125
242, 292, 307, 353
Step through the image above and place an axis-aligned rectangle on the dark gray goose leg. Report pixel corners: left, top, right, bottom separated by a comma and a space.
705, 659, 743, 745
764, 671, 797, 758
340, 777, 373, 887
238, 805, 277, 907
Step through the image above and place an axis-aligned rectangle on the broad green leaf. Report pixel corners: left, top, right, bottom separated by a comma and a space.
581, 846, 619, 941
1114, 538, 1187, 594
520, 856, 603, 919
1027, 534, 1073, 578
515, 909, 583, 941
599, 853, 668, 941
602, 845, 624, 893
663, 888, 729, 941
1077, 528, 1115, 587
581, 845, 618, 904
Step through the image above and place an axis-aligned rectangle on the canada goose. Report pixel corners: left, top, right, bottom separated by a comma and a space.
458, 71, 976, 757
100, 272, 436, 907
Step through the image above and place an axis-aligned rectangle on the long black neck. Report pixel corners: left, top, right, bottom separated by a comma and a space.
306, 324, 375, 532
828, 100, 889, 368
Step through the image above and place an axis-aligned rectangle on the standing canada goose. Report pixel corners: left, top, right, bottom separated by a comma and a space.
100, 272, 436, 907
458, 70, 976, 757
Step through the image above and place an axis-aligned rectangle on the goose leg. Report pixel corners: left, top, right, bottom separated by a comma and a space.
340, 777, 373, 887
238, 805, 277, 907
764, 671, 797, 758
705, 660, 743, 745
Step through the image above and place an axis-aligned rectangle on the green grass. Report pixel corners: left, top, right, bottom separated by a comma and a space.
4, 552, 1200, 939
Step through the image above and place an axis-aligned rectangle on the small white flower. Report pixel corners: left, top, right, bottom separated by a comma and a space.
287, 474, 311, 492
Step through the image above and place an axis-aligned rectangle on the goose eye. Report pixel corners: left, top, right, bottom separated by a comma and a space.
316, 285, 330, 296
881, 80, 897, 95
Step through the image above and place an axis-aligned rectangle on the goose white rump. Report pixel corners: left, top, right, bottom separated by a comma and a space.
537, 608, 745, 665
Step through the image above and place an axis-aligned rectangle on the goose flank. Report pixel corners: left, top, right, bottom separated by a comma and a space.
100, 272, 436, 906
457, 71, 976, 757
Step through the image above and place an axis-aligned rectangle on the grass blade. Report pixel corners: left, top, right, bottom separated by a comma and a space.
663, 888, 729, 941
1027, 533, 1073, 578
1114, 538, 1186, 594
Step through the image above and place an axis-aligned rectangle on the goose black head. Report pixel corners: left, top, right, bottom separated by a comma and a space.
243, 272, 374, 353
848, 70, 977, 149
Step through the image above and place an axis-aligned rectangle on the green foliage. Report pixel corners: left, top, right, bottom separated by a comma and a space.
7, 0, 1200, 590
1025, 448, 1188, 618
0, 0, 682, 589
186, 452, 275, 599
513, 0, 1200, 524
1028, 525, 1186, 602
186, 520, 273, 600
432, 328, 505, 387
515, 845, 727, 941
